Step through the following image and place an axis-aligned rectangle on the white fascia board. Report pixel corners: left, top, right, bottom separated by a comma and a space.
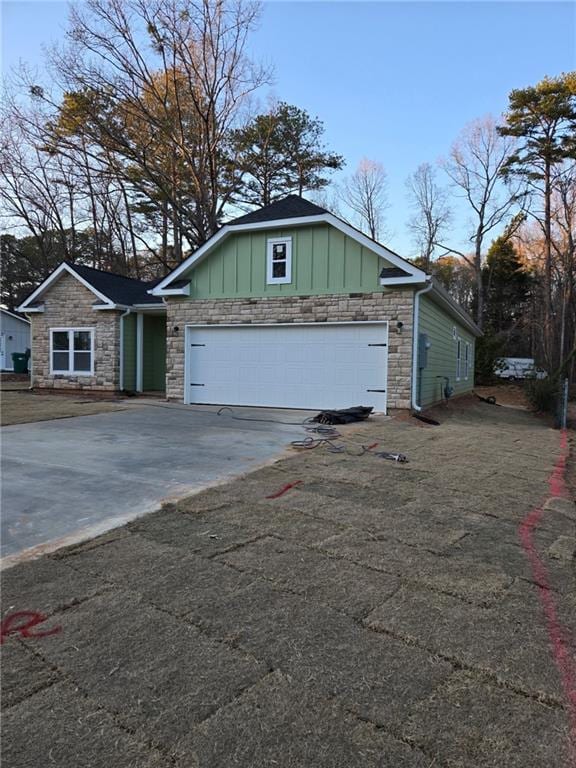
18, 305, 45, 313
18, 262, 115, 311
228, 214, 327, 232
152, 286, 190, 297
379, 275, 428, 287
93, 303, 131, 310
152, 212, 427, 294
131, 303, 167, 310
0, 308, 31, 324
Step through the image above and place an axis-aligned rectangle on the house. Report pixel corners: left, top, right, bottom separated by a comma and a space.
19, 196, 481, 411
0, 309, 31, 371
17, 262, 166, 393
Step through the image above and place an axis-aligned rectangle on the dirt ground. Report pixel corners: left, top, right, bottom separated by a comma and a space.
474, 383, 531, 409
0, 382, 127, 426
2, 400, 575, 767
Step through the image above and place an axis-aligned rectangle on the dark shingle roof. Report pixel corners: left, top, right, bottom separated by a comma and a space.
230, 195, 328, 226
67, 263, 159, 305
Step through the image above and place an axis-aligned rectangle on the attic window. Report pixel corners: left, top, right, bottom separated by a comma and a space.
267, 238, 292, 285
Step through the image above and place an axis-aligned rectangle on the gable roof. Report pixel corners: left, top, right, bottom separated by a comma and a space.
153, 195, 428, 294
230, 195, 328, 225
17, 261, 162, 313
68, 263, 159, 306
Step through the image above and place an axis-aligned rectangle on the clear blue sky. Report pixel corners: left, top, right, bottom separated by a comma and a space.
2, 1, 575, 254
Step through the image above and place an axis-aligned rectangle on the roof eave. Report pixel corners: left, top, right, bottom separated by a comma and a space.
429, 282, 482, 337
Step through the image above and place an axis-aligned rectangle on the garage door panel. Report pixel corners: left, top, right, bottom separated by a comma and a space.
186, 323, 388, 412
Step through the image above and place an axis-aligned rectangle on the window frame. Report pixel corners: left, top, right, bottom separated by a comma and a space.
464, 341, 470, 380
456, 337, 462, 381
266, 237, 292, 285
50, 327, 95, 376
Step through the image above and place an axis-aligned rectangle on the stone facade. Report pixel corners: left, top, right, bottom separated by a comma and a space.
29, 273, 121, 391
165, 289, 415, 410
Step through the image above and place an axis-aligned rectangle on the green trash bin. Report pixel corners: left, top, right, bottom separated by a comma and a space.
12, 352, 29, 374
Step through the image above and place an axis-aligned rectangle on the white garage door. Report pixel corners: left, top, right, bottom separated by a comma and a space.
185, 323, 388, 412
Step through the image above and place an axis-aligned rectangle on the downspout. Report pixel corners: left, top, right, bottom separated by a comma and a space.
119, 308, 131, 392
411, 278, 434, 412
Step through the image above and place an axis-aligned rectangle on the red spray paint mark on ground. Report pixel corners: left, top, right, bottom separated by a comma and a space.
265, 481, 303, 499
366, 443, 379, 451
0, 611, 62, 644
518, 429, 576, 765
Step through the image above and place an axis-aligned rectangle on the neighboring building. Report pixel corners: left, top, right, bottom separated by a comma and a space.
17, 262, 166, 393
0, 309, 31, 371
19, 196, 481, 411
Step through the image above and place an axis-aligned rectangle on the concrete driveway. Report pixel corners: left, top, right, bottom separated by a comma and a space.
1, 402, 306, 561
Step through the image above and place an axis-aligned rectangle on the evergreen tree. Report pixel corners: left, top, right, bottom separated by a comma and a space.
232, 103, 344, 208
482, 235, 532, 333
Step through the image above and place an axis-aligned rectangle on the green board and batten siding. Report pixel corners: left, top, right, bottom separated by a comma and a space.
418, 295, 476, 407
187, 224, 394, 299
122, 313, 166, 392
143, 315, 166, 391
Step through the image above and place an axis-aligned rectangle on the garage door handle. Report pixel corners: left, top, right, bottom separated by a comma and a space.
366, 389, 386, 392
190, 383, 205, 387
190, 343, 206, 347
368, 343, 387, 347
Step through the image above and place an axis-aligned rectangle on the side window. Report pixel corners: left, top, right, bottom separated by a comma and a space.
456, 338, 462, 381
464, 342, 470, 380
267, 238, 292, 285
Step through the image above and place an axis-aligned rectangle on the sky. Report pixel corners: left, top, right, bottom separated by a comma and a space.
2, 0, 575, 255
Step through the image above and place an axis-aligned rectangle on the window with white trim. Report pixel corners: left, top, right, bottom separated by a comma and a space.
456, 338, 462, 381
50, 328, 94, 375
267, 237, 292, 284
464, 341, 470, 380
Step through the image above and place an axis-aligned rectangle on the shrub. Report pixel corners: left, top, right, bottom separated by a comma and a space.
474, 334, 506, 385
524, 376, 558, 413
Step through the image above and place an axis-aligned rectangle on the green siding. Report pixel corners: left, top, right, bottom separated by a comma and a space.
186, 223, 394, 299
143, 315, 166, 391
418, 295, 476, 407
122, 313, 137, 391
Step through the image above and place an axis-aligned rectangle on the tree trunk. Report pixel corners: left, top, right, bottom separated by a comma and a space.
544, 158, 553, 365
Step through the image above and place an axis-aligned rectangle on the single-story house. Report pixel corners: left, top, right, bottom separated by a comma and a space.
0, 309, 31, 371
19, 196, 481, 412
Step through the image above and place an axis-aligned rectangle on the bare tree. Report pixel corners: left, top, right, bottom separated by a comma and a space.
38, 0, 269, 256
550, 162, 576, 376
406, 162, 451, 270
339, 158, 389, 240
437, 116, 523, 328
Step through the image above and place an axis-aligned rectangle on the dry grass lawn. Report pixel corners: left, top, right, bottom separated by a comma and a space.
1, 382, 126, 426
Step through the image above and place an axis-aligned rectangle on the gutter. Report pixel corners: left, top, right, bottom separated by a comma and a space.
119, 308, 131, 391
411, 278, 434, 413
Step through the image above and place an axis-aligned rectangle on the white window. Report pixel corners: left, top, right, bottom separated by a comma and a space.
464, 342, 470, 380
267, 237, 292, 285
456, 338, 462, 381
50, 328, 94, 375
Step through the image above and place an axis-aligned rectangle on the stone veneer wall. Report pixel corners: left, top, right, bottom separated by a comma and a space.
30, 272, 121, 391
165, 290, 415, 409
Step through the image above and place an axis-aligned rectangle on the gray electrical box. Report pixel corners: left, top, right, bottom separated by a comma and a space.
418, 333, 430, 369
